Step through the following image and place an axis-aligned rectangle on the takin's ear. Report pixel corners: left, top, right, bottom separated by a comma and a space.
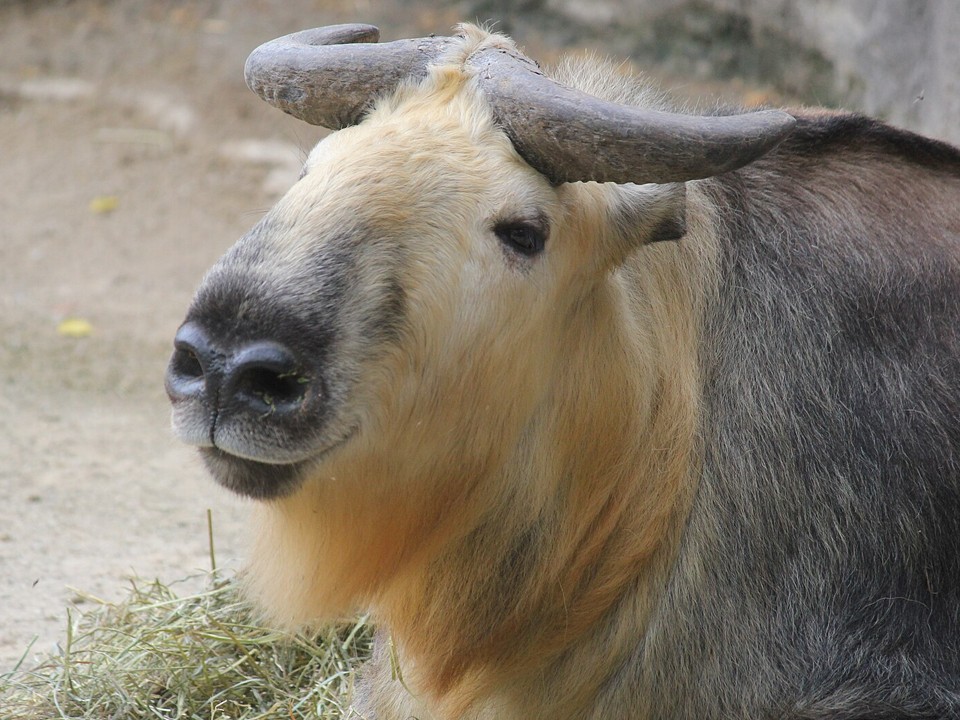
596, 181, 687, 267
611, 182, 687, 245
559, 181, 687, 271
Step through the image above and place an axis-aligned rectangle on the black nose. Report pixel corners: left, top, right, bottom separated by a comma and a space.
165, 322, 309, 416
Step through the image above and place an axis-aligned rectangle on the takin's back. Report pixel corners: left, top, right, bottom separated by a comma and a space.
639, 112, 960, 718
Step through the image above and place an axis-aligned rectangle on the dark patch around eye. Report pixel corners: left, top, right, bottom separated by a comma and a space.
494, 215, 549, 257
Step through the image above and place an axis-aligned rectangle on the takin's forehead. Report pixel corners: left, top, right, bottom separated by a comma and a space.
295, 67, 549, 223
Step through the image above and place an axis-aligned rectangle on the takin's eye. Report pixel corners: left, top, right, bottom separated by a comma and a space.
493, 218, 548, 257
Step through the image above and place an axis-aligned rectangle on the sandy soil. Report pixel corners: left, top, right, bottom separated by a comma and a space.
0, 0, 762, 673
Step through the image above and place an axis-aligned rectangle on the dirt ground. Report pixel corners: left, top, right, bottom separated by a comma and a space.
0, 0, 768, 672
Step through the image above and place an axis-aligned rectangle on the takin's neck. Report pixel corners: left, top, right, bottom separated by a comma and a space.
371, 270, 705, 716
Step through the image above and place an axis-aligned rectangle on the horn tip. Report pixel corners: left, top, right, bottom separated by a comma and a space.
283, 24, 381, 47
756, 108, 798, 137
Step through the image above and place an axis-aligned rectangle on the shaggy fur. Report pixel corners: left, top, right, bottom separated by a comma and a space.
642, 114, 960, 719
175, 25, 960, 719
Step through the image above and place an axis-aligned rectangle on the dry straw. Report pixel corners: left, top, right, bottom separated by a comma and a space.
0, 573, 372, 719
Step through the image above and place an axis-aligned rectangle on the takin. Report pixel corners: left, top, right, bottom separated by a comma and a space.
165, 23, 960, 720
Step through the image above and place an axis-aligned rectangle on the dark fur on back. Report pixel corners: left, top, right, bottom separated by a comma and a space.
636, 114, 960, 718
785, 112, 960, 174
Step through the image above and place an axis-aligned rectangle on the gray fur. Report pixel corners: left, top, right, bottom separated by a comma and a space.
627, 116, 960, 718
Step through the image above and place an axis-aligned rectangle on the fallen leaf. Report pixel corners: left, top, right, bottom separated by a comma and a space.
57, 318, 93, 338
89, 195, 119, 214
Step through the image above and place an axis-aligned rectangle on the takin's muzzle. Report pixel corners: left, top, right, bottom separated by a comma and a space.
165, 272, 346, 499
165, 315, 322, 498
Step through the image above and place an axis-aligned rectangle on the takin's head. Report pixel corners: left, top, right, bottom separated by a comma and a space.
166, 25, 791, 514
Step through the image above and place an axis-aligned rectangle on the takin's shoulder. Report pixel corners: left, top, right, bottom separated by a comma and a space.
699, 105, 960, 248
769, 108, 960, 177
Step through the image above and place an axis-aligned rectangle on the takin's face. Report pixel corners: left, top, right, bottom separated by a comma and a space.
166, 72, 684, 500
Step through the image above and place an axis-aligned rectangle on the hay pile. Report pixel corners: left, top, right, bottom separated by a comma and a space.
0, 574, 373, 719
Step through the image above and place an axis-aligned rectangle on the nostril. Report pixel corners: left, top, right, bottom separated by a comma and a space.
166, 322, 220, 401
235, 365, 309, 409
171, 346, 204, 380
225, 342, 309, 414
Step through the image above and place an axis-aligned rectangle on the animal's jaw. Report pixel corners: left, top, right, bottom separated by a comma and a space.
197, 425, 358, 500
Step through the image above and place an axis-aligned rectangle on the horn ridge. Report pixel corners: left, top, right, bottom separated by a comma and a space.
244, 25, 453, 129
470, 46, 796, 184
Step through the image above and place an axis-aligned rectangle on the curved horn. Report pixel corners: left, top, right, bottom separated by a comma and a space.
244, 24, 454, 129
471, 47, 796, 184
